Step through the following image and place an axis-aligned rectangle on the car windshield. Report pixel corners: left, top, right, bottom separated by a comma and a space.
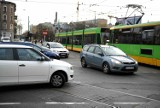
101, 46, 126, 56
3, 38, 10, 40
50, 43, 64, 48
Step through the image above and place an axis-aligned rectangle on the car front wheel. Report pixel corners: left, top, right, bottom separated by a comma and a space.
81, 58, 87, 68
50, 73, 65, 88
102, 62, 110, 74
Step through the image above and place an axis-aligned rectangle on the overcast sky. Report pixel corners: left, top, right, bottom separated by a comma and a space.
7, 0, 160, 32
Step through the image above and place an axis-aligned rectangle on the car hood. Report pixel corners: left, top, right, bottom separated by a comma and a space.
51, 59, 72, 67
50, 48, 68, 52
43, 51, 58, 56
111, 56, 134, 63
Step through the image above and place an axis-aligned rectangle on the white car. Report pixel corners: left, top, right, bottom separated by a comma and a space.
0, 44, 74, 87
45, 42, 69, 58
1, 37, 11, 42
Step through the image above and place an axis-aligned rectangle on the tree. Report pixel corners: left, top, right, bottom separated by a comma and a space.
36, 23, 55, 41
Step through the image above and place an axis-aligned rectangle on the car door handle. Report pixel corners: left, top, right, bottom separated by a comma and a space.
19, 64, 25, 67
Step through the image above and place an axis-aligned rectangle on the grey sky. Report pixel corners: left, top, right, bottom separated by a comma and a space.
8, 0, 160, 32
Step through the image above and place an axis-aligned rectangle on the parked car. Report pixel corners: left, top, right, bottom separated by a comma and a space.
0, 44, 74, 87
0, 42, 60, 60
1, 37, 11, 42
44, 42, 69, 58
80, 44, 138, 74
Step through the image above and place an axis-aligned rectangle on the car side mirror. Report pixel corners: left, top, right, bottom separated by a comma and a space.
37, 56, 45, 61
47, 45, 50, 49
41, 50, 44, 53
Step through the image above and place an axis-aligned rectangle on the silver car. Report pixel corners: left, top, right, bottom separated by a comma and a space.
80, 44, 138, 74
44, 42, 69, 58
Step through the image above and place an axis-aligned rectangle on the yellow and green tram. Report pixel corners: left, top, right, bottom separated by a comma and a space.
110, 21, 160, 67
55, 27, 110, 52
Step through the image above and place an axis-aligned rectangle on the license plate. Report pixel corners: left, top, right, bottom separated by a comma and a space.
60, 53, 66, 55
126, 67, 134, 69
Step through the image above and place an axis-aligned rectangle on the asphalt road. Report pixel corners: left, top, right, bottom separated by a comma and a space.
0, 51, 160, 108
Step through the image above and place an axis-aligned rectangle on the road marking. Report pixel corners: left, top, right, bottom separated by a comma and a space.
46, 102, 87, 105
0, 102, 20, 105
114, 102, 145, 105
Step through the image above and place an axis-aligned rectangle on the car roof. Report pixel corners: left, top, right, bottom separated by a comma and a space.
0, 41, 40, 47
0, 44, 32, 48
47, 42, 59, 44
100, 45, 113, 48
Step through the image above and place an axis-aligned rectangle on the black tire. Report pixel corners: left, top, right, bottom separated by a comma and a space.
50, 73, 65, 88
81, 57, 87, 68
102, 62, 110, 74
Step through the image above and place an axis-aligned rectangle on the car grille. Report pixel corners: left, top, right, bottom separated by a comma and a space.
59, 51, 67, 52
123, 62, 135, 64
121, 66, 137, 71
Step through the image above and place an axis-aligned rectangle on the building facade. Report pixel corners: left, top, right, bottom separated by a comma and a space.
0, 0, 16, 41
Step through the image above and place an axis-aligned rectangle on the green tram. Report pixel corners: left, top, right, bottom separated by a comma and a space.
55, 27, 110, 52
110, 21, 160, 67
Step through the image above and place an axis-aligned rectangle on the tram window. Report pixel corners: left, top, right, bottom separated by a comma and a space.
155, 26, 160, 45
122, 28, 131, 32
142, 30, 154, 44
102, 33, 109, 44
61, 37, 67, 44
84, 34, 96, 44
97, 34, 101, 44
143, 26, 154, 30
114, 31, 142, 44
68, 37, 72, 44
141, 49, 152, 55
73, 35, 82, 45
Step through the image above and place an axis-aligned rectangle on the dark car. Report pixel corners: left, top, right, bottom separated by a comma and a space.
80, 44, 138, 74
0, 42, 60, 60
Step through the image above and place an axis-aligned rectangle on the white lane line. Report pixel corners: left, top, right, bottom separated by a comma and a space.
0, 102, 21, 105
114, 102, 145, 105
46, 102, 87, 105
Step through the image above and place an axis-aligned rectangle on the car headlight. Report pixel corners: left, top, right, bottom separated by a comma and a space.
135, 61, 138, 64
52, 50, 58, 52
66, 49, 69, 53
111, 59, 121, 64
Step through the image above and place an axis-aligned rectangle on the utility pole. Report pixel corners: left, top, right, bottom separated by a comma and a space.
77, 1, 80, 22
27, 16, 31, 41
28, 16, 30, 32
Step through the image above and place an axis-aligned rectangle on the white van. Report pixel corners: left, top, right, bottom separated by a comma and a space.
1, 37, 11, 42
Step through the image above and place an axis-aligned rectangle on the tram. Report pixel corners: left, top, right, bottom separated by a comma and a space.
55, 27, 110, 52
110, 21, 160, 67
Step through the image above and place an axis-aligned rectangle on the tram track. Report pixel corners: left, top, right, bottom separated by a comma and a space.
55, 81, 160, 108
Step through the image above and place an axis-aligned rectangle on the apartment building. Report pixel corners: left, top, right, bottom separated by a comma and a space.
0, 0, 16, 41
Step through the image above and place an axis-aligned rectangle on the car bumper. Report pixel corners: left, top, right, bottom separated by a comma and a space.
110, 64, 138, 73
59, 53, 69, 57
67, 70, 74, 81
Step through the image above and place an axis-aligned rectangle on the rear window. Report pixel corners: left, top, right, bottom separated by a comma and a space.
0, 48, 14, 60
